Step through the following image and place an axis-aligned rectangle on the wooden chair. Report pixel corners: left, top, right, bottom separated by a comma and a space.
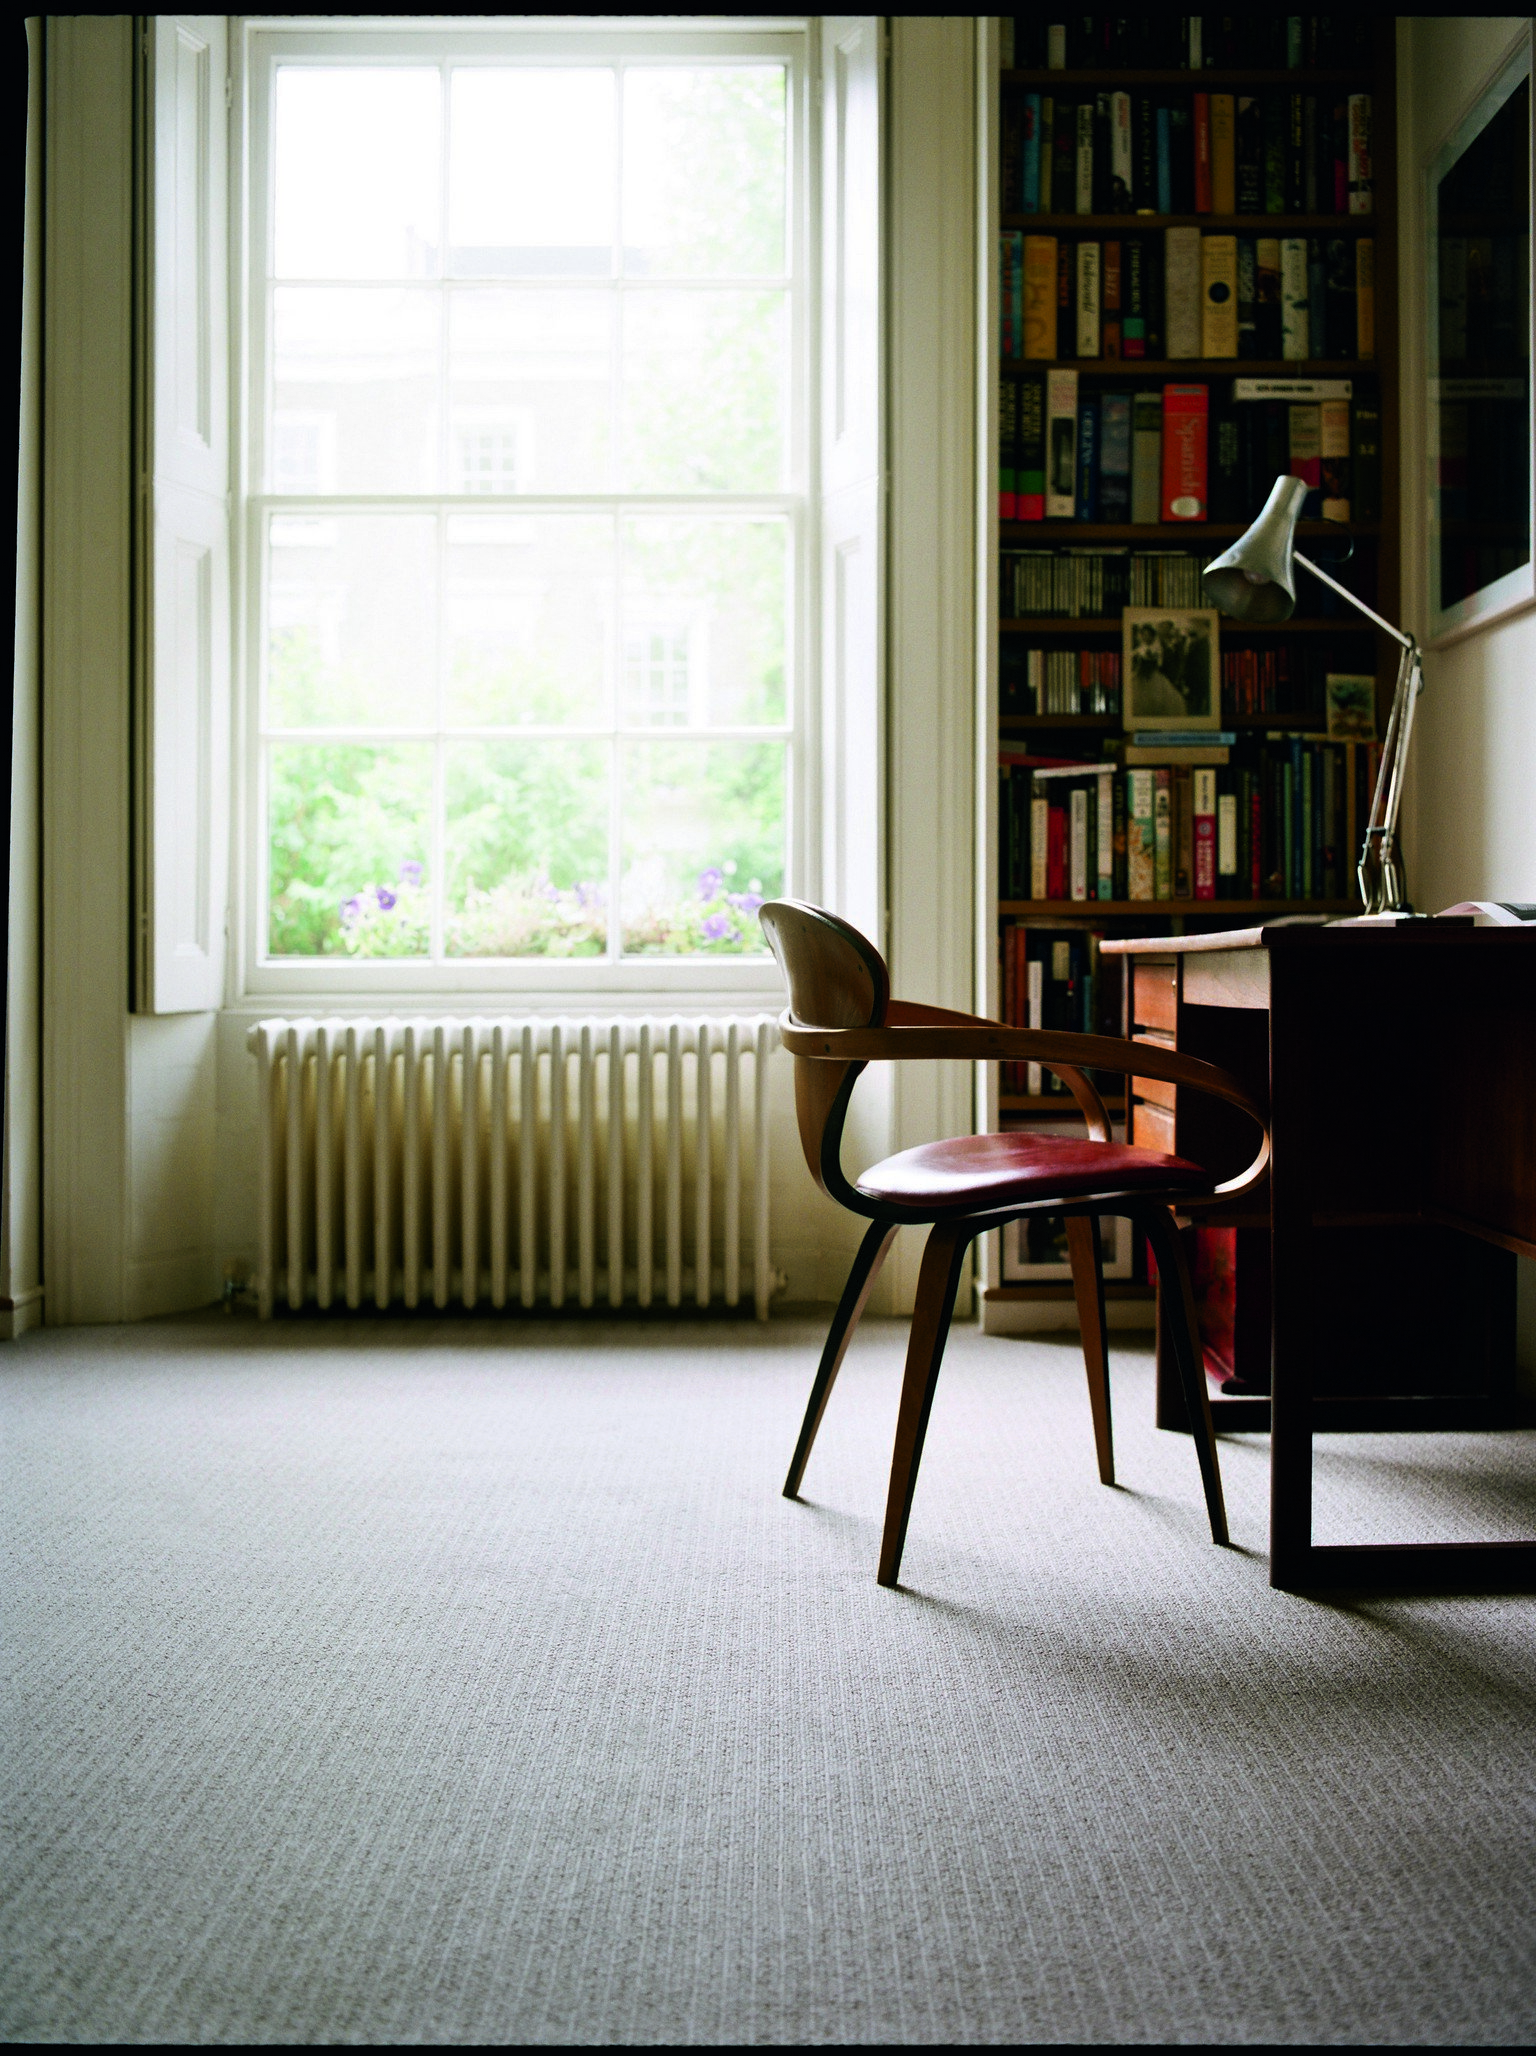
759, 898, 1272, 1588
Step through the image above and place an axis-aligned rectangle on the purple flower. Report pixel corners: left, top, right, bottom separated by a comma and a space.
697, 867, 724, 899
399, 860, 423, 887
341, 895, 361, 921
376, 887, 397, 911
702, 912, 732, 941
729, 892, 763, 914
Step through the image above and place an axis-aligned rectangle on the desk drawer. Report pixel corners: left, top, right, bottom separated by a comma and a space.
1132, 1099, 1177, 1154
1132, 1029, 1177, 1109
1133, 961, 1178, 1031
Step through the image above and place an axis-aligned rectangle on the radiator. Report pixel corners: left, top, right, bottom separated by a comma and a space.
247, 1016, 779, 1320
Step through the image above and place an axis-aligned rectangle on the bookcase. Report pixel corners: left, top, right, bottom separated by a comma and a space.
978, 15, 1400, 1326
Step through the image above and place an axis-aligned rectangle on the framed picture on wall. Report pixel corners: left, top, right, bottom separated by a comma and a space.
1426, 28, 1534, 639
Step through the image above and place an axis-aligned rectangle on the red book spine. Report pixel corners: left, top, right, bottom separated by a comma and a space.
1194, 771, 1217, 899
1193, 93, 1212, 213
1048, 804, 1067, 900
1160, 384, 1209, 520
1102, 239, 1122, 359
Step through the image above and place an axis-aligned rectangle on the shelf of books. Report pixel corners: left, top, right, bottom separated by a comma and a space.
979, 13, 1398, 1318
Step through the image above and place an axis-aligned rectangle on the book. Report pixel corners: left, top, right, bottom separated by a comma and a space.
1127, 768, 1156, 899
1174, 764, 1194, 897
1017, 374, 1045, 520
1319, 397, 1350, 520
1053, 95, 1076, 214
1307, 239, 1327, 360
1324, 237, 1356, 361
1201, 235, 1238, 359
1046, 21, 1066, 70
1076, 394, 1099, 520
1097, 772, 1115, 900
1134, 97, 1157, 215
1280, 238, 1309, 360
1076, 99, 1095, 214
1102, 239, 1122, 358
1069, 785, 1089, 900
1021, 92, 1042, 213
1352, 398, 1380, 521
1169, 99, 1193, 214
1263, 91, 1287, 213
1235, 95, 1263, 213
1076, 240, 1101, 359
1193, 767, 1217, 899
1030, 789, 1049, 900
1211, 93, 1236, 215
1255, 238, 1282, 358
1165, 227, 1202, 360
1109, 91, 1133, 212
1045, 369, 1078, 519
1156, 102, 1173, 215
1356, 237, 1375, 360
1209, 401, 1243, 522
1236, 237, 1258, 359
1232, 377, 1353, 400
1217, 787, 1239, 887
1153, 768, 1174, 901
998, 375, 1017, 521
1123, 237, 1146, 359
1098, 391, 1132, 521
1193, 92, 1212, 213
1289, 402, 1321, 514
1161, 383, 1209, 521
1347, 93, 1373, 214
1130, 390, 1162, 524
1023, 236, 1057, 360
1056, 238, 1075, 358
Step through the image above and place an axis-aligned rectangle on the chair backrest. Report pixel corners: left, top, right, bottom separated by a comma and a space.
759, 899, 889, 1201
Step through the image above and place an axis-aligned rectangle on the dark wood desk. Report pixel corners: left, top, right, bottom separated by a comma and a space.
1102, 923, 1536, 1591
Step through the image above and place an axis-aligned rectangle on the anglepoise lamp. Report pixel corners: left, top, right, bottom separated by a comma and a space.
1202, 474, 1422, 914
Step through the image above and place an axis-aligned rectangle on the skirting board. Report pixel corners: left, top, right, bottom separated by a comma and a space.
981, 1297, 1157, 1336
1, 1288, 45, 1339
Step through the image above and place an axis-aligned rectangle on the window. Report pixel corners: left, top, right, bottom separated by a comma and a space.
241, 23, 809, 983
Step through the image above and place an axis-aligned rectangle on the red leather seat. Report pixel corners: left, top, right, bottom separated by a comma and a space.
856, 1131, 1214, 1211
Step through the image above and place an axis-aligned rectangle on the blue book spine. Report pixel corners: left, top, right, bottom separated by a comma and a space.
1156, 106, 1173, 216
1076, 396, 1100, 521
1022, 94, 1041, 212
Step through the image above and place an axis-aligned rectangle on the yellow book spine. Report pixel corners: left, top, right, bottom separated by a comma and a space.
1023, 235, 1058, 360
1201, 234, 1239, 359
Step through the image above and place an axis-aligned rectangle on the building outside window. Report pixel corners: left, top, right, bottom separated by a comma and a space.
243, 23, 808, 978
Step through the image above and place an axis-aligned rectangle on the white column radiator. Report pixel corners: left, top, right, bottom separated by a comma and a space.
247, 1016, 779, 1320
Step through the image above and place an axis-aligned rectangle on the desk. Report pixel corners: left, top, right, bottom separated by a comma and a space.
1101, 923, 1536, 1591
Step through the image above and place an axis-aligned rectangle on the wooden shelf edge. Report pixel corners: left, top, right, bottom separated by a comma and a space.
1000, 618, 1373, 635
1000, 356, 1376, 375
998, 900, 1358, 917
999, 521, 1380, 541
1002, 70, 1373, 90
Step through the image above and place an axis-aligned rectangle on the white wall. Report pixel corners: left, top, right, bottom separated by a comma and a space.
3, 18, 44, 1340
1396, 16, 1536, 1376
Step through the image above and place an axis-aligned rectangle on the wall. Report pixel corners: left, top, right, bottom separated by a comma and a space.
3, 18, 44, 1340
1396, 16, 1536, 1376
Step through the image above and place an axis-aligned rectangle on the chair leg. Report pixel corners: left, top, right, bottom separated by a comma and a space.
1142, 1208, 1229, 1546
784, 1220, 898, 1499
1065, 1213, 1114, 1486
877, 1221, 971, 1589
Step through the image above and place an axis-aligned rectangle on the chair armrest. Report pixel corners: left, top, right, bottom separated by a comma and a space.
779, 1015, 1271, 1200
879, 1002, 1111, 1138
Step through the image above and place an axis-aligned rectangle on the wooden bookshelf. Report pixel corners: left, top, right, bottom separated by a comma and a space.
980, 18, 1399, 1317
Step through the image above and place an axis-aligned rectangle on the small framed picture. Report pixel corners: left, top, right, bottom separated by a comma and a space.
1121, 608, 1222, 732
1325, 672, 1377, 740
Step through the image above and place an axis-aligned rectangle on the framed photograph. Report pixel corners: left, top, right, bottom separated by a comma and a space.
998, 1121, 1134, 1282
1324, 672, 1377, 740
1121, 608, 1222, 732
1426, 27, 1534, 642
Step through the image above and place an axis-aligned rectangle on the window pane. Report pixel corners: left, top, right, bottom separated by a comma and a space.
445, 514, 612, 728
274, 69, 440, 279
268, 743, 432, 956
623, 67, 787, 277
448, 290, 613, 492
272, 289, 440, 493
444, 740, 609, 956
620, 741, 783, 954
449, 69, 614, 276
622, 518, 786, 726
622, 291, 787, 490
267, 515, 438, 729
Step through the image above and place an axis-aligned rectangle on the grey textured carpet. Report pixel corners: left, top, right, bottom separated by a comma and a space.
3, 1315, 1535, 2046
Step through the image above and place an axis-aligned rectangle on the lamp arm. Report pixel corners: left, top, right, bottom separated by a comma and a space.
1292, 549, 1415, 647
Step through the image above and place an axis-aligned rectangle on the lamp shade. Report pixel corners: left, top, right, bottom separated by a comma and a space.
1202, 473, 1308, 622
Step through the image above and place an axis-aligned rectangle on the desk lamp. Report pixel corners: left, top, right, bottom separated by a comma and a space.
1202, 473, 1422, 914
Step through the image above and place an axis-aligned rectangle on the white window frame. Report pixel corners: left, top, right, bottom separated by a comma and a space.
231, 15, 818, 1001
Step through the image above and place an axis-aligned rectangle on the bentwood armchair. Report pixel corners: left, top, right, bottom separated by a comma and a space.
759, 899, 1271, 1588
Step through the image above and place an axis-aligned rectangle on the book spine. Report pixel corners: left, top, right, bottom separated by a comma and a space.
1288, 400, 1321, 513
1211, 93, 1236, 215
1023, 236, 1057, 360
1098, 389, 1132, 521
1048, 800, 1068, 901
1193, 767, 1217, 899
1174, 765, 1193, 898
1156, 103, 1173, 217
1056, 238, 1076, 358
1217, 785, 1238, 891
1201, 233, 1238, 359
1070, 785, 1089, 901
1130, 391, 1162, 523
1280, 237, 1309, 361
1307, 238, 1327, 361
1134, 97, 1157, 214
1000, 235, 1014, 358
1096, 772, 1114, 899
1263, 91, 1287, 214
1045, 369, 1079, 519
1076, 394, 1099, 520
1123, 236, 1146, 358
1022, 93, 1042, 214
1076, 240, 1101, 360
1352, 398, 1380, 521
998, 374, 1017, 520
1110, 91, 1133, 212
1287, 90, 1306, 214
1193, 92, 1212, 213
1112, 764, 1128, 899
1046, 21, 1066, 70
1102, 239, 1122, 359
1161, 383, 1209, 521
1127, 768, 1155, 900
1319, 396, 1350, 520
1030, 791, 1049, 901
1235, 95, 1263, 213
1236, 235, 1257, 358
1165, 226, 1202, 360
1026, 954, 1043, 1097
1348, 94, 1373, 215
1256, 237, 1282, 357
1017, 374, 1045, 521
1355, 237, 1375, 360
1076, 99, 1095, 215
1153, 770, 1173, 901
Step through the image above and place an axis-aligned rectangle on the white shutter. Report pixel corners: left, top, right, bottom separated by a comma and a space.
137, 15, 230, 1013
818, 18, 884, 944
